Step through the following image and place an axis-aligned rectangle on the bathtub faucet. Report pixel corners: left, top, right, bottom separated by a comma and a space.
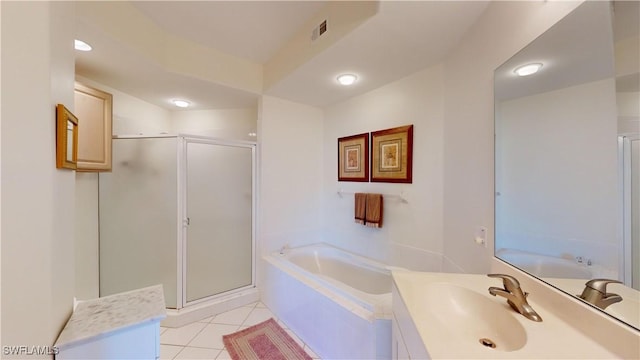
487, 273, 542, 322
279, 244, 290, 255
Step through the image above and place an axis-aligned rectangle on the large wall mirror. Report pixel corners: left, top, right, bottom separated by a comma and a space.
494, 1, 639, 330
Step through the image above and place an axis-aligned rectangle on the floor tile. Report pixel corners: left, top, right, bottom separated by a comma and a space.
174, 346, 221, 360
211, 306, 252, 326
255, 301, 266, 308
161, 322, 207, 346
242, 307, 276, 326
197, 316, 213, 323
160, 344, 183, 360
188, 323, 239, 349
216, 349, 232, 360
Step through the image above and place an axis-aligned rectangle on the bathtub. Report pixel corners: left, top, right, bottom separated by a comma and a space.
262, 243, 397, 360
496, 248, 593, 279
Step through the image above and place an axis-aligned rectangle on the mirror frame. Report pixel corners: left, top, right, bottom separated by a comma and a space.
56, 104, 79, 170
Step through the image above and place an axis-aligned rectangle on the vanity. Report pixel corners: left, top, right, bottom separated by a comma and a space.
54, 285, 166, 359
391, 270, 637, 359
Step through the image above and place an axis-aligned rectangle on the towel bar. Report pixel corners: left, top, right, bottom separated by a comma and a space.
337, 189, 408, 203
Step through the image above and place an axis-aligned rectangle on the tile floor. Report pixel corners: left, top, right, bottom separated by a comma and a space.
160, 301, 320, 360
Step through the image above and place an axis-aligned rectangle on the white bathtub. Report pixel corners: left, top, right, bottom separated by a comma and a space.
262, 243, 396, 360
496, 248, 593, 279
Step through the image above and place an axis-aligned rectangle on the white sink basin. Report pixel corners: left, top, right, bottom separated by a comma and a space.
420, 282, 527, 352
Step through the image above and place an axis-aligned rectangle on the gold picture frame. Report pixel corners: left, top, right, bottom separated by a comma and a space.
56, 104, 79, 170
338, 133, 369, 182
371, 125, 413, 183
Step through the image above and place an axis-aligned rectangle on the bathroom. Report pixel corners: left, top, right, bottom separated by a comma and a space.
1, 0, 638, 359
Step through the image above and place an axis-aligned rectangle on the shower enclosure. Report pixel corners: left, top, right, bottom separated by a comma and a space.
99, 135, 255, 309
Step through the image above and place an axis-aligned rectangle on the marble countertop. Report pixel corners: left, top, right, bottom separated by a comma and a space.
55, 285, 166, 349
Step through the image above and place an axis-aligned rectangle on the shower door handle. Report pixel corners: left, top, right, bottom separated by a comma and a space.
184, 217, 190, 226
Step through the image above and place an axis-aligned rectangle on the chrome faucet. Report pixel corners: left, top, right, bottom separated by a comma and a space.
487, 273, 543, 322
577, 279, 623, 310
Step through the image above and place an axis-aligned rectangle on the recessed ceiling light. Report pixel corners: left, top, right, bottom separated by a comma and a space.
74, 39, 92, 52
337, 74, 358, 86
514, 63, 543, 77
172, 99, 190, 108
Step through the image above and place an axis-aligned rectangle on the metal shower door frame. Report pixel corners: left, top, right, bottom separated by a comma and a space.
176, 135, 257, 309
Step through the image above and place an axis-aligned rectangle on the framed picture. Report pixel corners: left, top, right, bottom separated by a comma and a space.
56, 104, 79, 170
371, 125, 413, 183
338, 133, 369, 182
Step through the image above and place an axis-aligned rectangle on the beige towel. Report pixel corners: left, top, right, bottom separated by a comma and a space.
354, 193, 366, 225
365, 193, 383, 228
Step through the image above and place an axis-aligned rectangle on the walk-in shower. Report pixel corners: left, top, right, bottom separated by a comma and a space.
98, 135, 256, 321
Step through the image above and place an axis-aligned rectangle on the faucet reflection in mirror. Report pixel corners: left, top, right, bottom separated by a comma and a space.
494, 1, 639, 330
578, 279, 623, 310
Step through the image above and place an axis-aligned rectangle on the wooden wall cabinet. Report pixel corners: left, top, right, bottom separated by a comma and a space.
74, 82, 113, 172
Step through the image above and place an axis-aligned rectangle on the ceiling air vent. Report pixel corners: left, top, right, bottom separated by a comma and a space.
319, 20, 327, 36
311, 20, 328, 41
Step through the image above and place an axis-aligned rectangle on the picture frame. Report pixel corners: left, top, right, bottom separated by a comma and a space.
338, 132, 369, 182
56, 104, 79, 170
371, 125, 413, 183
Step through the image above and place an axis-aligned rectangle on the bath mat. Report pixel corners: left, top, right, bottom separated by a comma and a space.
223, 318, 312, 360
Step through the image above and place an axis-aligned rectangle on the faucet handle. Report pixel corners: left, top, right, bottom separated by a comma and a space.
584, 278, 622, 294
487, 273, 521, 291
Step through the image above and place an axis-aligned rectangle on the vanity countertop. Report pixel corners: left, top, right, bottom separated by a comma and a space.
392, 271, 625, 359
55, 285, 166, 349
548, 277, 640, 330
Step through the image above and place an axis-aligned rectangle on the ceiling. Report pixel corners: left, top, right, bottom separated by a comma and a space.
74, 1, 490, 111
131, 1, 327, 64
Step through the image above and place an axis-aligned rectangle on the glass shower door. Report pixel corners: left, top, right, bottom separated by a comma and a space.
184, 139, 254, 303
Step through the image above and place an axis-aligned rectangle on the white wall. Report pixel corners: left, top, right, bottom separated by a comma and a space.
322, 66, 445, 271
171, 108, 257, 140
258, 96, 324, 256
615, 34, 639, 134
75, 76, 172, 136
496, 79, 619, 271
442, 0, 583, 273
75, 173, 100, 300
1, 0, 76, 348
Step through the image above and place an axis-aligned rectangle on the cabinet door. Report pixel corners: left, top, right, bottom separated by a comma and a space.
74, 82, 113, 171
392, 315, 411, 360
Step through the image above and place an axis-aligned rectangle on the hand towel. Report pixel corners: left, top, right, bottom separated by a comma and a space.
355, 193, 367, 224
365, 193, 383, 228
